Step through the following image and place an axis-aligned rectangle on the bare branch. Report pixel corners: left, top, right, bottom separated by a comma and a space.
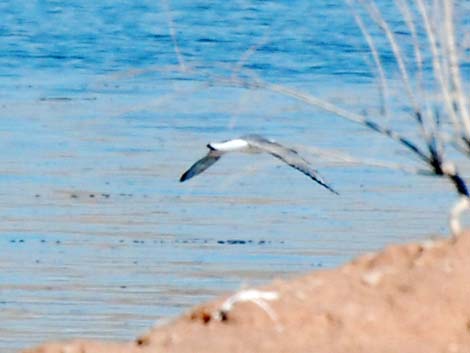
442, 0, 470, 138
161, 0, 187, 72
362, 1, 420, 116
415, 0, 462, 134
215, 75, 431, 165
395, 0, 425, 104
347, 0, 390, 118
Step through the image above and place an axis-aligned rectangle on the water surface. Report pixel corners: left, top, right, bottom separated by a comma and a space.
0, 1, 464, 351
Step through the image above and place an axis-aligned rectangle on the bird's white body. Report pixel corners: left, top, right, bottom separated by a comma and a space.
209, 139, 251, 152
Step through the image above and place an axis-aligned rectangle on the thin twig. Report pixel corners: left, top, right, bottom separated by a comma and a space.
362, 0, 452, 173
415, 0, 462, 134
443, 1, 470, 139
347, 0, 390, 118
161, 0, 187, 71
362, 1, 423, 124
364, 0, 460, 176
214, 75, 431, 164
299, 144, 432, 175
395, 0, 425, 109
232, 31, 272, 77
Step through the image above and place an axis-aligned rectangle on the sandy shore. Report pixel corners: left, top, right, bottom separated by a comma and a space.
24, 231, 470, 353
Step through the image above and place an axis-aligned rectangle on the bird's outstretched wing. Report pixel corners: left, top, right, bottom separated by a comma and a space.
244, 135, 339, 195
180, 150, 222, 182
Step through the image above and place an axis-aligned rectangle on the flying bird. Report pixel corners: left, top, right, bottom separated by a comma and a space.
179, 134, 338, 194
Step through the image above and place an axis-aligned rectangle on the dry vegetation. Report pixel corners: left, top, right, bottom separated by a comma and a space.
214, 0, 470, 235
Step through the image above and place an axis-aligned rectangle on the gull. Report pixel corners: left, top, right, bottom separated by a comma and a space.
179, 134, 338, 194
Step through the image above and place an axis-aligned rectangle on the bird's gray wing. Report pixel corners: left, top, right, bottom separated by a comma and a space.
180, 150, 222, 182
245, 136, 339, 195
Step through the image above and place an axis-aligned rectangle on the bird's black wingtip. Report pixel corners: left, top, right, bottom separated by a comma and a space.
179, 172, 188, 182
326, 184, 340, 195
320, 181, 339, 195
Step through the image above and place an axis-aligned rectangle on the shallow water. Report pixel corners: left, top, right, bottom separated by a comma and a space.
0, 1, 466, 351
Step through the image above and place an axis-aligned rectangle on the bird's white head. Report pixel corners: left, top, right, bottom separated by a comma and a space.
208, 139, 250, 152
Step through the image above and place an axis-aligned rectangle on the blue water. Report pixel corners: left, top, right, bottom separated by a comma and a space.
0, 1, 465, 351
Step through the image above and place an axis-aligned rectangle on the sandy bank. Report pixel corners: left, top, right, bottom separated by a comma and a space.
24, 231, 470, 353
